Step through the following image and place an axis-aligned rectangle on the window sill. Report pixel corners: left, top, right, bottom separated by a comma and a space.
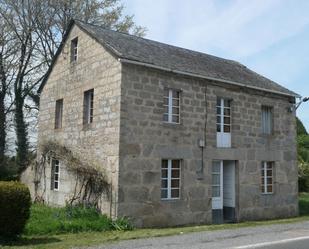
261, 192, 273, 195
82, 123, 94, 131
161, 198, 180, 202
216, 146, 232, 149
69, 62, 78, 70
161, 122, 183, 129
54, 128, 63, 132
260, 133, 275, 138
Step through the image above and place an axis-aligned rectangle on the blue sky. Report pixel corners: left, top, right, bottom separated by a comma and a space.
124, 0, 309, 130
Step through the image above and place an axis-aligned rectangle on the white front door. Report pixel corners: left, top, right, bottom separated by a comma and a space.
223, 161, 235, 208
212, 160, 223, 210
212, 160, 235, 210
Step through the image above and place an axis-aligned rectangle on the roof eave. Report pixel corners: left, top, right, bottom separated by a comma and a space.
118, 58, 300, 98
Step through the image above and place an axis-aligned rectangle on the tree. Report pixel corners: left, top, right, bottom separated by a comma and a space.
0, 0, 145, 174
297, 118, 309, 192
297, 117, 308, 136
0, 0, 45, 173
0, 16, 16, 169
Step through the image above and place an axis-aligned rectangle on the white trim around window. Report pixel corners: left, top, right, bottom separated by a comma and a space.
51, 159, 60, 191
216, 97, 231, 147
163, 89, 180, 124
161, 159, 181, 200
261, 161, 273, 194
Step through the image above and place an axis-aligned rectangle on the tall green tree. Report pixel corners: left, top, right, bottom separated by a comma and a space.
297, 117, 308, 136
297, 117, 309, 192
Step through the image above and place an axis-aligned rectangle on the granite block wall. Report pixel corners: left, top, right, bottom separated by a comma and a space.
118, 63, 298, 227
33, 25, 122, 217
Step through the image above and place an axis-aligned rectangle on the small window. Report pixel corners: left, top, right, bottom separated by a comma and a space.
51, 159, 60, 191
262, 106, 273, 134
55, 99, 63, 129
163, 89, 180, 124
261, 161, 273, 194
216, 97, 231, 133
83, 89, 94, 125
71, 37, 78, 62
161, 159, 181, 200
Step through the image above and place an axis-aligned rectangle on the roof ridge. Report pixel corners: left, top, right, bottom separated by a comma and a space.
74, 19, 240, 65
38, 19, 299, 97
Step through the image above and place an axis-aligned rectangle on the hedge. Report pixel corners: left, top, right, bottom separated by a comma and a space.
0, 181, 31, 238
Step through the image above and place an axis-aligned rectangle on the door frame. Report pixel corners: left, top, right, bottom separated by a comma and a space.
212, 160, 223, 210
212, 160, 236, 223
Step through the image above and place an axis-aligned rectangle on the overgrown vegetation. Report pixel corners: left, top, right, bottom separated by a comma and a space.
34, 141, 110, 207
0, 181, 31, 238
24, 204, 133, 236
299, 192, 309, 216
297, 118, 309, 192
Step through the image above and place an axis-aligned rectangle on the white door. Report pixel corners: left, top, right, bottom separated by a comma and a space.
223, 161, 235, 208
216, 98, 231, 148
212, 160, 223, 210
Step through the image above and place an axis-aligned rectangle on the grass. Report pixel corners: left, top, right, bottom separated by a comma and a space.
24, 204, 133, 236
1, 195, 309, 249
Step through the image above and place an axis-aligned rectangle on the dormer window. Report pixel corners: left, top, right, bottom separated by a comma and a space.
71, 37, 78, 62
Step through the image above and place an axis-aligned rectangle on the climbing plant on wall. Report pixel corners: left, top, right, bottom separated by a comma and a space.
34, 140, 110, 207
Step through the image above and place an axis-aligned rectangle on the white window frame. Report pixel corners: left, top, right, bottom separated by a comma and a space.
163, 89, 180, 124
211, 160, 223, 210
83, 89, 94, 125
161, 159, 181, 200
261, 106, 273, 134
261, 161, 273, 194
216, 97, 231, 147
51, 159, 60, 191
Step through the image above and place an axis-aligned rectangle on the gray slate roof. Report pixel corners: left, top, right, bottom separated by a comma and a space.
39, 20, 298, 97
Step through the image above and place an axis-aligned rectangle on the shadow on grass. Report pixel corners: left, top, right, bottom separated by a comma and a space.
0, 237, 61, 247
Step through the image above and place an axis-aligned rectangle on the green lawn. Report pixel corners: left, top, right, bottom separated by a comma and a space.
2, 194, 309, 249
24, 204, 132, 236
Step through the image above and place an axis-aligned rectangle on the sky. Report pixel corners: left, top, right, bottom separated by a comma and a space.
124, 0, 309, 131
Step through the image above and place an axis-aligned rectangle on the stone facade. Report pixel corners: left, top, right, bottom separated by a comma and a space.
25, 24, 298, 228
118, 63, 298, 227
24, 25, 122, 217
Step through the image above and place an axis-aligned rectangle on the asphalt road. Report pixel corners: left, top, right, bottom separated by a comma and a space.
86, 220, 309, 249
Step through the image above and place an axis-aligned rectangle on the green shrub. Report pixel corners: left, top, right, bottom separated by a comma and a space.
25, 204, 133, 235
112, 217, 134, 231
0, 181, 31, 238
299, 193, 309, 216
0, 156, 18, 181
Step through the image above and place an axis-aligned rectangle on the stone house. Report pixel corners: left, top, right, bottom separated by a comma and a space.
23, 19, 299, 227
